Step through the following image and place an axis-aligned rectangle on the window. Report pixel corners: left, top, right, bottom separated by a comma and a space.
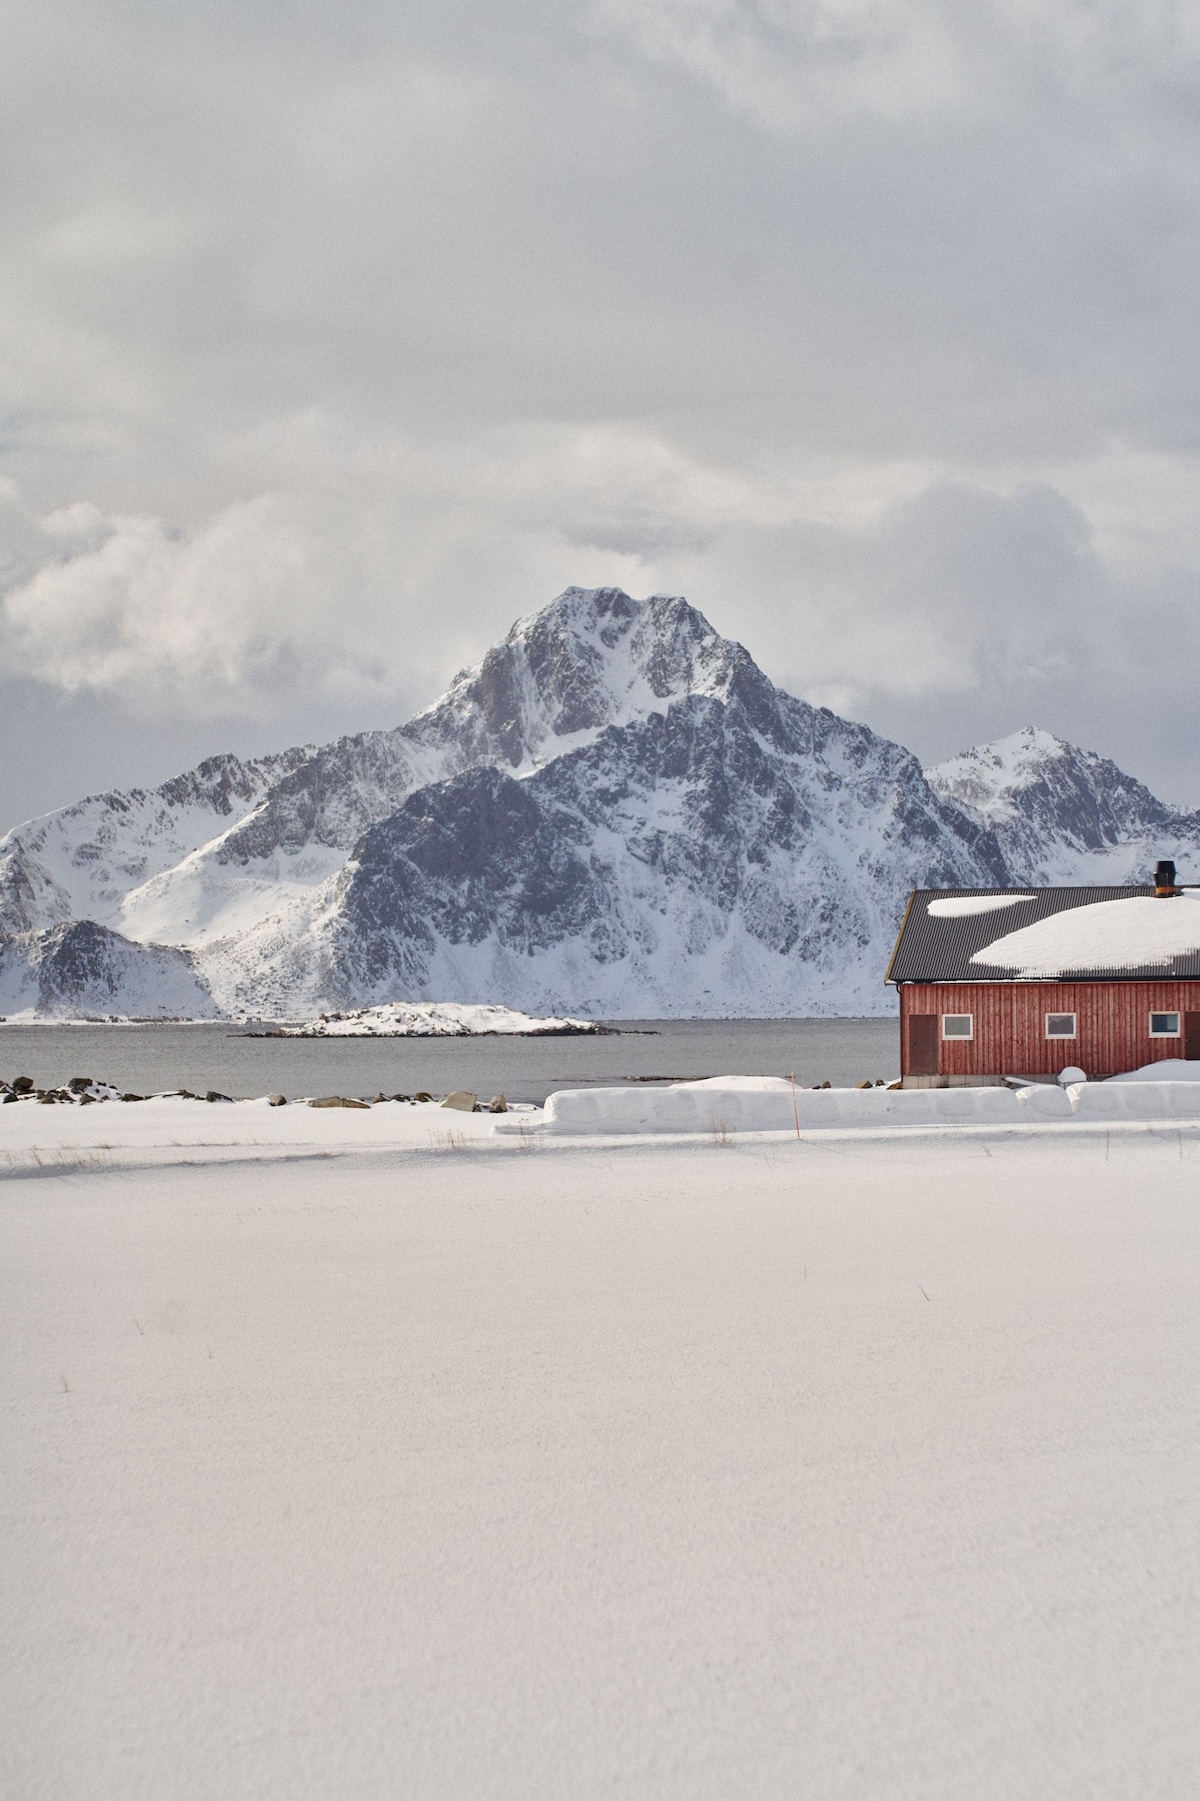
942, 1014, 973, 1039
1150, 1011, 1181, 1037
1045, 1013, 1077, 1039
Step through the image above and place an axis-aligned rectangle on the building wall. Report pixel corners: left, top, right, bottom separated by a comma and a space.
898, 981, 1200, 1078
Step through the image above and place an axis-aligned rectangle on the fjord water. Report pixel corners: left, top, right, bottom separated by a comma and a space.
0, 1017, 898, 1104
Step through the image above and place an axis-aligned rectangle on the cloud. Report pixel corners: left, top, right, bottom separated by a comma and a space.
585, 0, 1200, 134
2, 0, 1200, 819
4, 435, 1199, 811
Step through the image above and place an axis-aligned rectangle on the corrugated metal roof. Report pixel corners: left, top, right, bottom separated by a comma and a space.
886, 885, 1200, 984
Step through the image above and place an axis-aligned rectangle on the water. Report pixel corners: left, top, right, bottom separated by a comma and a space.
0, 1018, 899, 1105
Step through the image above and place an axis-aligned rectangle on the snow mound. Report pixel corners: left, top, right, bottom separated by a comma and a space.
673, 1075, 797, 1090
1107, 1059, 1200, 1083
972, 892, 1200, 975
1067, 1081, 1200, 1120
274, 1001, 603, 1037
927, 894, 1035, 917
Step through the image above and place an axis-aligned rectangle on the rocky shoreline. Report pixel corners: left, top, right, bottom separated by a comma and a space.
0, 1074, 522, 1113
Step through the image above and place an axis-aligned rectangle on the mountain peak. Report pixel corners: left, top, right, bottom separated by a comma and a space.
928, 728, 1077, 810
409, 586, 746, 771
927, 728, 1200, 882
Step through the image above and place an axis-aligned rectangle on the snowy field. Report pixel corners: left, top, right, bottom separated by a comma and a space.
3, 1106, 1200, 1798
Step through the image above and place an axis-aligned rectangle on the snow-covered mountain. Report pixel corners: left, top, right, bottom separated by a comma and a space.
0, 921, 215, 1019
0, 748, 313, 938
0, 590, 1192, 1019
926, 727, 1200, 885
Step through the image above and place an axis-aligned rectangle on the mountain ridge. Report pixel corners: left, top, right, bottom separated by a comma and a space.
1, 589, 1194, 1018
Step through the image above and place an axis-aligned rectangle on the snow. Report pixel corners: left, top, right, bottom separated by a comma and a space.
926, 727, 1200, 888
8, 1077, 1200, 1157
537, 1077, 1200, 1132
927, 727, 1069, 822
274, 1001, 601, 1036
971, 891, 1200, 975
1109, 1058, 1200, 1082
7, 588, 1200, 1023
0, 588, 995, 1021
4, 1109, 1200, 1800
1067, 1080, 1200, 1119
926, 893, 1034, 917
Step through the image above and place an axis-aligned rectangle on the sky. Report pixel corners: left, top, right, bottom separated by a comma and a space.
2, 0, 1200, 828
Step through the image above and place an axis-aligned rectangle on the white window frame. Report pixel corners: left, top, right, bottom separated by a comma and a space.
1149, 1011, 1181, 1038
1045, 1012, 1077, 1040
941, 1013, 974, 1040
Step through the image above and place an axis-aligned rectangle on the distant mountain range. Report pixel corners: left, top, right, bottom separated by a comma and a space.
2, 587, 1197, 1018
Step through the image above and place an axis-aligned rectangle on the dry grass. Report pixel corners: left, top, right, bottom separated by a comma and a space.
3, 1146, 113, 1178
428, 1128, 469, 1153
709, 1115, 733, 1146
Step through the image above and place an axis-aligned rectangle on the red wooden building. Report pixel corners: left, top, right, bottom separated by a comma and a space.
886, 865, 1200, 1081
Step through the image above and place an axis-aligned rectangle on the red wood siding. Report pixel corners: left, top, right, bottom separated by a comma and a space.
898, 981, 1200, 1078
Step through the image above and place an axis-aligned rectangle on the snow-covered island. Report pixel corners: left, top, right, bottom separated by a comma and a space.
261, 1001, 609, 1037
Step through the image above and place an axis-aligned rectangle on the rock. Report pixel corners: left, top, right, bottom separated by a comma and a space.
205, 1090, 232, 1103
123, 1093, 147, 1102
308, 1095, 370, 1109
487, 1094, 508, 1113
1, 1092, 16, 1103
854, 1079, 872, 1090
13, 1076, 34, 1094
414, 1091, 433, 1103
267, 1094, 287, 1107
37, 1094, 58, 1104
440, 1090, 477, 1112
389, 1093, 412, 1103
67, 1076, 94, 1093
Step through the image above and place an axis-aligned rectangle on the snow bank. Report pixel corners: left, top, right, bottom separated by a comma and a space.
1108, 1058, 1200, 1083
273, 1001, 602, 1037
972, 891, 1200, 976
1066, 1081, 1200, 1121
540, 1076, 1200, 1133
539, 1080, 1076, 1133
6, 1077, 1200, 1163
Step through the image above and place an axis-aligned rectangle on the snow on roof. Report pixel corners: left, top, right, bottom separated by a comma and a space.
887, 885, 1200, 983
971, 892, 1200, 977
927, 894, 1035, 918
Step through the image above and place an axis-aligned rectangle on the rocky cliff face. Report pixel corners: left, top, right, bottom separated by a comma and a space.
1, 592, 1193, 1019
926, 727, 1200, 885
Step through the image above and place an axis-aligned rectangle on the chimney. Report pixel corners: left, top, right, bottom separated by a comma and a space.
1154, 859, 1178, 897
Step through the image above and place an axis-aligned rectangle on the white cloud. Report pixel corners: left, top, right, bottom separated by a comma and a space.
4, 429, 1196, 802
3, 0, 1200, 817
584, 0, 1200, 133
